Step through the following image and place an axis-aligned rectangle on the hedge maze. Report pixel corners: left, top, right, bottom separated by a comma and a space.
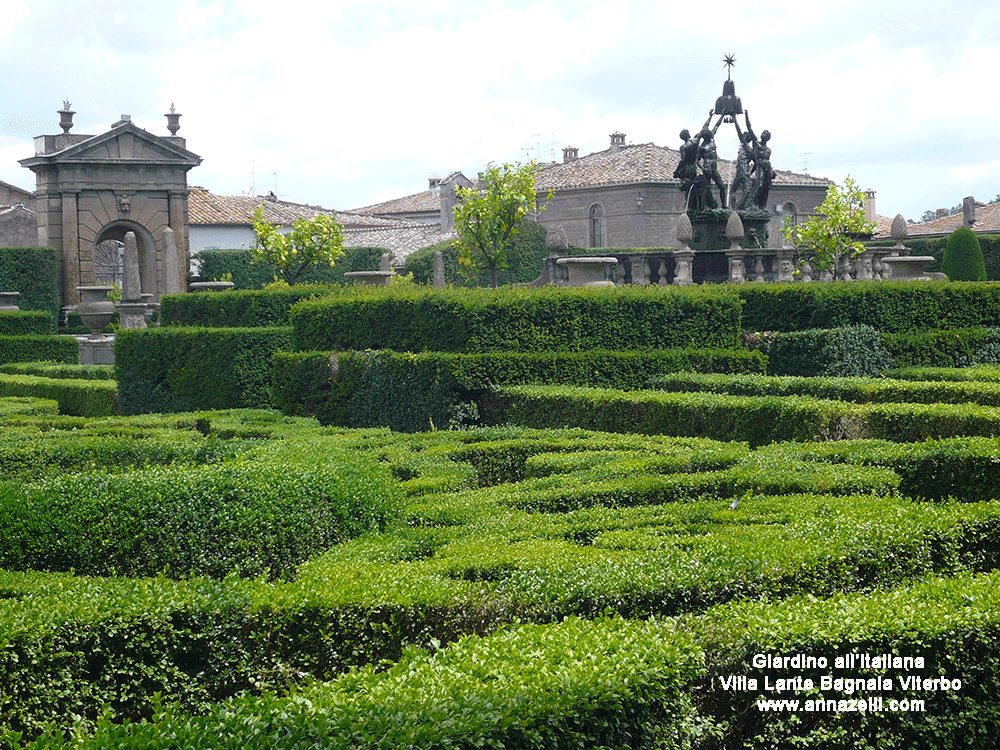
5, 280, 1000, 747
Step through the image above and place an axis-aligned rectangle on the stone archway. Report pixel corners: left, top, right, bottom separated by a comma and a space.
95, 221, 158, 297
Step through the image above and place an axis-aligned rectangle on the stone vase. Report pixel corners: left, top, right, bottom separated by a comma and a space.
76, 285, 116, 339
0, 291, 21, 311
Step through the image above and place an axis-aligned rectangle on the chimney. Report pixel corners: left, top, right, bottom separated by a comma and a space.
562, 146, 579, 163
963, 196, 976, 227
609, 132, 626, 153
863, 189, 876, 223
428, 173, 441, 192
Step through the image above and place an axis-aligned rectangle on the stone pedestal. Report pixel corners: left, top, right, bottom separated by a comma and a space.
78, 335, 115, 365
116, 301, 148, 329
344, 271, 394, 286
556, 257, 617, 287
0, 292, 20, 311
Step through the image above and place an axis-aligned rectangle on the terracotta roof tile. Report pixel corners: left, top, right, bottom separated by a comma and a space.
187, 186, 336, 226
350, 189, 442, 216
535, 143, 834, 191
343, 224, 452, 263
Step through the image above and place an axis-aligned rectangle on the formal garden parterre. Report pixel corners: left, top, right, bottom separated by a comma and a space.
3, 280, 1000, 747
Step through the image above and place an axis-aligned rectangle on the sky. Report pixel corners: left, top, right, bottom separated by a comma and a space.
2, 0, 999, 222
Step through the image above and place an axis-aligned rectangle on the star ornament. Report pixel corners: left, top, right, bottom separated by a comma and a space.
723, 54, 736, 78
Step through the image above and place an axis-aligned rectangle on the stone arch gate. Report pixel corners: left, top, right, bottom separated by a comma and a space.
20, 110, 201, 311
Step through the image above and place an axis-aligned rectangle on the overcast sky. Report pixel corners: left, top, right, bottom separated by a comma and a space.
2, 0, 998, 222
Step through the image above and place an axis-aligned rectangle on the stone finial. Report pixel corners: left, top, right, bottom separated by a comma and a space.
545, 225, 569, 253
165, 104, 182, 136
379, 253, 392, 273
725, 211, 745, 248
58, 100, 75, 133
890, 213, 909, 251
676, 212, 693, 248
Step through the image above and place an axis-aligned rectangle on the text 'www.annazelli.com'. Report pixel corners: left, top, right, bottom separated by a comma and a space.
756, 697, 925, 713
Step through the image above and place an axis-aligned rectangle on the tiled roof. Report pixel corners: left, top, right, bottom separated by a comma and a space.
900, 202, 1000, 238
349, 189, 442, 216
187, 186, 336, 226
535, 143, 834, 191
0, 204, 35, 219
343, 224, 452, 263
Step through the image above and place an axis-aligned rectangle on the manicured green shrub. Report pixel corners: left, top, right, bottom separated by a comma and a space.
942, 225, 987, 281
647, 371, 1000, 407
273, 347, 767, 429
0, 311, 53, 336
0, 362, 115, 380
160, 286, 334, 327
887, 364, 1000, 382
756, 325, 892, 377
0, 247, 61, 327
883, 326, 995, 367
290, 285, 744, 353
0, 396, 58, 418
0, 335, 79, 366
0, 374, 117, 417
486, 384, 1000, 444
0, 442, 400, 579
115, 326, 293, 413
739, 280, 1000, 332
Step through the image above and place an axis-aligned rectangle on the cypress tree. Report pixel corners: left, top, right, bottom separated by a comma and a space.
942, 226, 986, 281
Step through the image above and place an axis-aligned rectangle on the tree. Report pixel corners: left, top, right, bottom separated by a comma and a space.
251, 207, 345, 285
782, 176, 875, 279
941, 226, 986, 281
453, 161, 546, 289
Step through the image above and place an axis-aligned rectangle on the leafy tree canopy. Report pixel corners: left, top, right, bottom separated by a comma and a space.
454, 161, 547, 289
782, 176, 875, 277
251, 207, 345, 285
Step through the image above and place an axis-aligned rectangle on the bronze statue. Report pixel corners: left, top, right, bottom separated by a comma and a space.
735, 110, 774, 211
697, 111, 726, 208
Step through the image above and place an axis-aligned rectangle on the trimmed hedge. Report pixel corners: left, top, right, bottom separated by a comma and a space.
738, 280, 1000, 333
942, 226, 986, 281
115, 326, 293, 413
0, 362, 115, 380
273, 347, 768, 429
290, 285, 744, 353
754, 325, 892, 377
160, 286, 334, 327
883, 326, 996, 368
485, 384, 1000, 445
647, 371, 1000, 408
0, 311, 54, 336
0, 335, 78, 366
0, 374, 117, 417
0, 246, 61, 327
0, 442, 400, 579
0, 395, 58, 418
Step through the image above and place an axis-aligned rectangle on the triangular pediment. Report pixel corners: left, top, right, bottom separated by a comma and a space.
23, 122, 202, 168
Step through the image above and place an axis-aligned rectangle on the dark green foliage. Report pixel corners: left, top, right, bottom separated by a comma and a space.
0, 247, 61, 327
290, 285, 744, 353
756, 325, 892, 377
0, 446, 399, 579
883, 326, 995, 367
0, 375, 117, 417
0, 335, 79, 365
403, 239, 460, 285
115, 327, 293, 413
738, 280, 1000, 333
0, 311, 54, 336
942, 226, 987, 281
273, 347, 767, 429
0, 396, 58, 417
195, 246, 387, 289
159, 286, 334, 327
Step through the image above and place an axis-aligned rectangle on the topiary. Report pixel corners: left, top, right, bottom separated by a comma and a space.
941, 226, 986, 281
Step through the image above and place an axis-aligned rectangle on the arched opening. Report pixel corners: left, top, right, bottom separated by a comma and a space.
589, 203, 607, 248
777, 201, 798, 248
94, 221, 158, 297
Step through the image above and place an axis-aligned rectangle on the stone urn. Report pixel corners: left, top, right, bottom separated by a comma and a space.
556, 257, 618, 287
0, 291, 20, 311
75, 285, 116, 339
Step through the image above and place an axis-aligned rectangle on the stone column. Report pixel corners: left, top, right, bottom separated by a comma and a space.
61, 191, 83, 301
433, 250, 445, 288
168, 190, 187, 297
